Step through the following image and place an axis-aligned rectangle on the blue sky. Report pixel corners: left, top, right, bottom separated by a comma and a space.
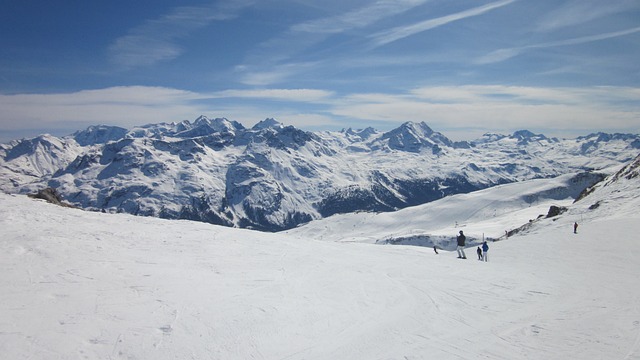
1, 0, 639, 142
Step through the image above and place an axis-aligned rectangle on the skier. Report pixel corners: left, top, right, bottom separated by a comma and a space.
482, 241, 489, 262
573, 222, 578, 234
456, 230, 467, 259
433, 246, 439, 254
477, 246, 483, 260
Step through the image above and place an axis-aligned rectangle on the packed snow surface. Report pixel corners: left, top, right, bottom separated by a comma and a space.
284, 172, 591, 246
1, 171, 640, 359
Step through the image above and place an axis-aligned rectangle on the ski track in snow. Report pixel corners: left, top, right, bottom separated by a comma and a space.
1, 181, 640, 360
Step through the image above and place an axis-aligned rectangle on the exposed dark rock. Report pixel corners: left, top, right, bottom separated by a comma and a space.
28, 188, 77, 208
546, 205, 568, 218
589, 201, 602, 210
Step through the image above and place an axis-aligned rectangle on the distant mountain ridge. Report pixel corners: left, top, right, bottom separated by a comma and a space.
1, 116, 639, 231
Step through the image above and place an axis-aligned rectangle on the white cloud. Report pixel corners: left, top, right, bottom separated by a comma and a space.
214, 88, 334, 102
108, 1, 255, 68
476, 26, 640, 64
409, 85, 621, 105
328, 85, 640, 136
369, 0, 516, 47
0, 87, 210, 132
237, 62, 321, 86
474, 48, 523, 65
292, 0, 429, 34
0, 86, 336, 137
236, 0, 429, 86
2, 85, 638, 142
537, 0, 639, 32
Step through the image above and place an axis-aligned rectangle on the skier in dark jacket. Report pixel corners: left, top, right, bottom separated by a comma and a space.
477, 247, 483, 260
456, 231, 466, 259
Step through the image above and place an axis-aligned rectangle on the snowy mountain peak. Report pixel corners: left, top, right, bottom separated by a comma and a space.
2, 134, 68, 162
0, 134, 81, 182
253, 118, 284, 130
73, 125, 128, 146
511, 130, 550, 144
603, 152, 640, 186
579, 132, 637, 142
574, 152, 640, 216
192, 116, 238, 130
399, 121, 434, 136
193, 115, 212, 124
174, 116, 244, 138
512, 130, 537, 138
378, 121, 452, 152
343, 127, 377, 139
577, 132, 640, 151
478, 133, 507, 143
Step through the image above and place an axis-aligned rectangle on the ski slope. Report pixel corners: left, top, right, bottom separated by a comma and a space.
1, 171, 640, 359
285, 172, 593, 247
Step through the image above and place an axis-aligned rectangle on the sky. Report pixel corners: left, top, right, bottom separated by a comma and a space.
1, 0, 639, 142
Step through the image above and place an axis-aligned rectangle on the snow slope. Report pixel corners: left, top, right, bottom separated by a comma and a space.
285, 171, 604, 247
1, 165, 640, 359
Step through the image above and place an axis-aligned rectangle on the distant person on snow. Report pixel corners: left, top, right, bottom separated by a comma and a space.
482, 241, 489, 262
433, 246, 439, 254
457, 231, 467, 259
574, 222, 578, 234
477, 246, 483, 260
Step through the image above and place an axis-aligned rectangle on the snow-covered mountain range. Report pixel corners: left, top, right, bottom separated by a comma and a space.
1, 115, 639, 231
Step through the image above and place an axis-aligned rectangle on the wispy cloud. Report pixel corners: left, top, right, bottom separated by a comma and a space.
0, 87, 209, 133
236, 62, 322, 86
108, 1, 254, 68
369, 0, 516, 47
292, 0, 429, 34
476, 26, 640, 64
329, 85, 640, 137
536, 0, 639, 32
2, 85, 638, 142
237, 0, 429, 85
214, 88, 334, 102
0, 86, 337, 137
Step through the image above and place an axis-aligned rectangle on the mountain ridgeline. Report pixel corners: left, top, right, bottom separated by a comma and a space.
1, 116, 639, 231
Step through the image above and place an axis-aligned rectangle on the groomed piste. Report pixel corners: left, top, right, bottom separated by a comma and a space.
1, 161, 639, 359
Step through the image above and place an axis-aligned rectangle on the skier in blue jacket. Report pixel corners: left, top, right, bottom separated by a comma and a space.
482, 241, 489, 262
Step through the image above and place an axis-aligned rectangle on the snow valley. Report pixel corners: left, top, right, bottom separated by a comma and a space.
1, 153, 640, 359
